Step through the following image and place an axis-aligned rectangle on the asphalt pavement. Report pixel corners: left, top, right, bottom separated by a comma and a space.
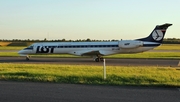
0, 81, 180, 102
0, 57, 179, 67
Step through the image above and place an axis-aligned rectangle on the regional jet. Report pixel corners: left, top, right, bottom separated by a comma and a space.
18, 23, 172, 62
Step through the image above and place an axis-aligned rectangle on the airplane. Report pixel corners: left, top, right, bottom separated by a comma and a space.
18, 23, 172, 62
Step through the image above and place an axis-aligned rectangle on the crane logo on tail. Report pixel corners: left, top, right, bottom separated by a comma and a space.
152, 30, 164, 41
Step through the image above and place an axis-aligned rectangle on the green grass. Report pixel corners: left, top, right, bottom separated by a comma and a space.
0, 46, 25, 50
0, 63, 180, 87
155, 44, 180, 50
0, 52, 19, 57
106, 52, 180, 59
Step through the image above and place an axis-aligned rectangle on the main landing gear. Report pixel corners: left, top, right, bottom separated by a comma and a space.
94, 55, 104, 62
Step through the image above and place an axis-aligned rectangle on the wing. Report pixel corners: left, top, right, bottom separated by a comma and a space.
81, 50, 103, 56
69, 50, 115, 56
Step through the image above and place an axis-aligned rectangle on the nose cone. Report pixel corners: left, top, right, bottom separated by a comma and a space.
18, 50, 28, 56
18, 50, 25, 54
18, 49, 34, 56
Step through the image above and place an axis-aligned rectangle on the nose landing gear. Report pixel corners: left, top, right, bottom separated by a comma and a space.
26, 56, 30, 61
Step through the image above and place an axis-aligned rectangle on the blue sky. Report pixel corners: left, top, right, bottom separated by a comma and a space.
0, 0, 179, 40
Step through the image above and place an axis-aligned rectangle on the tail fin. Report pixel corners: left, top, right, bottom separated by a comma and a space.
136, 23, 172, 43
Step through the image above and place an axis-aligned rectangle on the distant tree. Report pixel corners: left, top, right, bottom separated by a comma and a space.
86, 38, 91, 42
62, 39, 66, 42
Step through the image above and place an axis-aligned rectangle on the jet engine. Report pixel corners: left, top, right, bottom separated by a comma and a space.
118, 40, 143, 49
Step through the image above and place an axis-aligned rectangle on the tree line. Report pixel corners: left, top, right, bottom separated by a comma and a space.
0, 38, 118, 42
0, 38, 180, 44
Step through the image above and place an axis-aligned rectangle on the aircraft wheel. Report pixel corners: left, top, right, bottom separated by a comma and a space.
26, 56, 30, 61
95, 58, 100, 62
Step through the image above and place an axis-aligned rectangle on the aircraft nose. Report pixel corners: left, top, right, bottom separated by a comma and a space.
18, 50, 27, 56
18, 50, 24, 54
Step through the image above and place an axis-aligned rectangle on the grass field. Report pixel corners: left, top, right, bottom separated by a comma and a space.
106, 52, 180, 59
154, 44, 180, 50
0, 63, 180, 87
0, 46, 25, 50
0, 44, 180, 86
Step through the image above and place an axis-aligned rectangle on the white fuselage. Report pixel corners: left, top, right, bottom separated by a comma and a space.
18, 23, 172, 61
18, 40, 158, 57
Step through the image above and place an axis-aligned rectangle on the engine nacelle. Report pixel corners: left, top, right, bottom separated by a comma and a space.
118, 40, 143, 49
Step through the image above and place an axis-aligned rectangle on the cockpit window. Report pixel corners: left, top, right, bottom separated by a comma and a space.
24, 45, 33, 50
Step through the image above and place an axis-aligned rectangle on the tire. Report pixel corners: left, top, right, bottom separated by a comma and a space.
95, 58, 99, 62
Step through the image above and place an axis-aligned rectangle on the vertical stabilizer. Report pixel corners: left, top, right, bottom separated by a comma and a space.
137, 23, 172, 43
